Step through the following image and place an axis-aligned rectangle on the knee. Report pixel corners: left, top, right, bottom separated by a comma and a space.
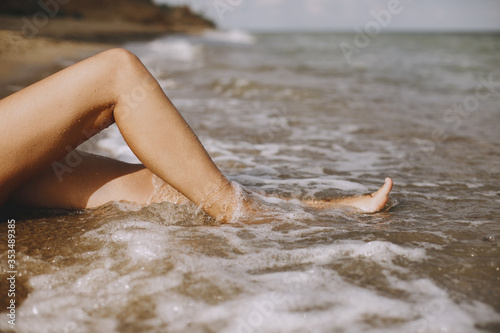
99, 48, 146, 78
99, 48, 149, 80
100, 48, 157, 91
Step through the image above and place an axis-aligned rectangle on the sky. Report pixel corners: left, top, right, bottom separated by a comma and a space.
156, 0, 500, 32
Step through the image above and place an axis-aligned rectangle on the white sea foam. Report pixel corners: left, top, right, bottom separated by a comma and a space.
201, 29, 257, 45
148, 37, 203, 62
4, 217, 499, 333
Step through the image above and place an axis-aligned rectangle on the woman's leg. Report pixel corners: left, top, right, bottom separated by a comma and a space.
8, 152, 189, 209
0, 48, 393, 221
8, 150, 392, 215
0, 48, 235, 220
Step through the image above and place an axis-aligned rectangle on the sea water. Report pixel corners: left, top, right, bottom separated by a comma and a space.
1, 30, 499, 332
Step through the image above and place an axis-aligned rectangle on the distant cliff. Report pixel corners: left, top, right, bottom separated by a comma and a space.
0, 0, 215, 41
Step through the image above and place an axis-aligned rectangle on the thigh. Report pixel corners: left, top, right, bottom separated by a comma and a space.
8, 152, 153, 209
0, 50, 118, 202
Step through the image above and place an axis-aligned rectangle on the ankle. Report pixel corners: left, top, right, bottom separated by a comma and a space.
199, 180, 244, 223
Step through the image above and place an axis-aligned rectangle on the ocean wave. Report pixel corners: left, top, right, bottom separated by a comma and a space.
200, 29, 257, 45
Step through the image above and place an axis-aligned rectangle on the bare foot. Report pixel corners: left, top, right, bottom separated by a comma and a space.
305, 177, 393, 213
206, 178, 394, 223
